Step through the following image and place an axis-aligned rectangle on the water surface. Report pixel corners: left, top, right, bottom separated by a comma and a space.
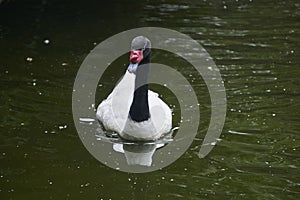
0, 0, 299, 199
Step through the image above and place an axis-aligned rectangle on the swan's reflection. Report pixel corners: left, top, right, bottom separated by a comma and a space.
95, 126, 175, 167
113, 143, 164, 166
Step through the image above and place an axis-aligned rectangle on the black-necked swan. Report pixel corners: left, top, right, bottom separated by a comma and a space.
96, 36, 172, 141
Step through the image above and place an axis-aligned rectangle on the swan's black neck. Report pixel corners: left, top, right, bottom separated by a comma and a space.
129, 49, 150, 122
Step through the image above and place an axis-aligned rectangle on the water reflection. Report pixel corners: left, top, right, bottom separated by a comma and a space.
113, 143, 159, 167
95, 127, 174, 167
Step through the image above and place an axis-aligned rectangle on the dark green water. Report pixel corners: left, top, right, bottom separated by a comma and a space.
0, 0, 299, 199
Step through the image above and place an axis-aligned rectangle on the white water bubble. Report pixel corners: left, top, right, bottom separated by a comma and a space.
44, 39, 50, 44
26, 57, 33, 62
58, 125, 67, 130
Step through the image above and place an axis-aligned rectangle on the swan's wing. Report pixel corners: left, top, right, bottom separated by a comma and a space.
96, 72, 135, 132
148, 90, 172, 135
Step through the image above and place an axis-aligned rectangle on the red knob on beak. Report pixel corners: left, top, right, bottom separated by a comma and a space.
130, 50, 143, 64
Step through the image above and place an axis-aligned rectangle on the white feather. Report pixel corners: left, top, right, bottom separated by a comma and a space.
96, 71, 172, 141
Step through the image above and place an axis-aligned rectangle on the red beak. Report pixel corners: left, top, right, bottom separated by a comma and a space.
130, 50, 143, 64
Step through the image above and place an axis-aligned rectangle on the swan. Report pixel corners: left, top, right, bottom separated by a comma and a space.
96, 36, 172, 141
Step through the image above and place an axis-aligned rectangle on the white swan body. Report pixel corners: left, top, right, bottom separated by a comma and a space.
96, 71, 172, 141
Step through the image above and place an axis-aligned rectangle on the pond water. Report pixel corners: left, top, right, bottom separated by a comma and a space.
0, 0, 299, 199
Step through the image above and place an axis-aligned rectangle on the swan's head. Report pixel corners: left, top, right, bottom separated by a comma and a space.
128, 36, 151, 73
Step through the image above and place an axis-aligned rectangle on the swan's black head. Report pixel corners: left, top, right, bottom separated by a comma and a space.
127, 36, 151, 73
